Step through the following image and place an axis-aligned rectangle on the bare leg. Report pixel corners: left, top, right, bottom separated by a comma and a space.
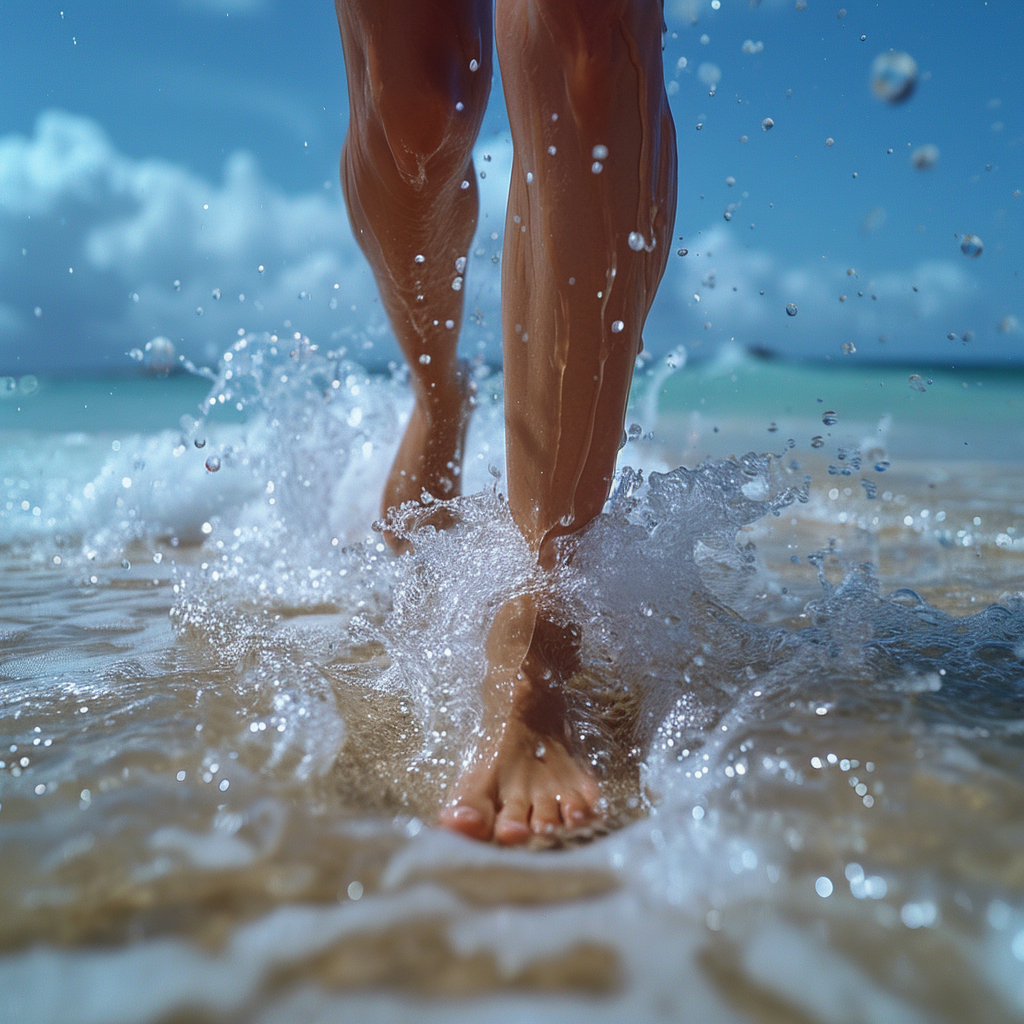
336, 0, 492, 551
441, 0, 677, 843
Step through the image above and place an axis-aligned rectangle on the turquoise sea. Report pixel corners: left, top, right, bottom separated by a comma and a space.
1, 345, 1023, 1023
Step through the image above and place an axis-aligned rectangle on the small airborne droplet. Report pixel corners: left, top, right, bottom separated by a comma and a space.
825, 137, 835, 147
194, 438, 206, 449
628, 231, 646, 251
205, 456, 221, 472
960, 234, 983, 258
419, 353, 431, 364
761, 117, 774, 131
469, 58, 479, 71
414, 254, 425, 264
611, 320, 624, 333
822, 411, 838, 426
121, 559, 131, 569
871, 51, 919, 105
786, 303, 798, 316
211, 288, 221, 300
841, 342, 856, 354
535, 744, 546, 758
908, 374, 927, 392
910, 144, 939, 170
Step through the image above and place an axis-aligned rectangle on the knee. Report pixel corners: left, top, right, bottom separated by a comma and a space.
350, 20, 491, 186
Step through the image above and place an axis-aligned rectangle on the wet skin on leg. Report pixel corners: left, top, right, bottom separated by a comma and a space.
439, 0, 678, 843
335, 0, 493, 552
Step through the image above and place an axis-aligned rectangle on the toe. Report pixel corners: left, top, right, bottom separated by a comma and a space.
439, 798, 494, 841
562, 791, 596, 828
530, 794, 562, 835
494, 797, 532, 846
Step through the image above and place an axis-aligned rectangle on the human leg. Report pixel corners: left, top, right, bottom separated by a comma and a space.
335, 0, 492, 551
440, 0, 677, 843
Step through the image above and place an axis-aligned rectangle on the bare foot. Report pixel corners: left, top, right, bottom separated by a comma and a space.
380, 362, 476, 553
439, 672, 602, 845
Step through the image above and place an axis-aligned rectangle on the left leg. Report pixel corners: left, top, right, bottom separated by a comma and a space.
441, 0, 677, 843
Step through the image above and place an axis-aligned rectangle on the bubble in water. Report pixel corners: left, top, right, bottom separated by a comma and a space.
761, 117, 774, 131
725, 176, 736, 187
908, 374, 927, 392
822, 410, 838, 426
18, 375, 38, 395
628, 423, 643, 441
841, 342, 856, 354
786, 303, 798, 317
211, 288, 221, 300
811, 436, 825, 448
128, 348, 144, 362
194, 438, 206, 449
611, 320, 625, 333
871, 51, 919, 105
143, 337, 176, 376
875, 460, 890, 472
196, 306, 204, 316
205, 456, 221, 473
910, 144, 939, 170
121, 559, 130, 570
677, 248, 688, 256
960, 235, 983, 258
628, 231, 646, 251
0, 377, 17, 397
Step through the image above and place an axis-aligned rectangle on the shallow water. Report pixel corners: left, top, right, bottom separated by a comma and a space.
2, 340, 1023, 1024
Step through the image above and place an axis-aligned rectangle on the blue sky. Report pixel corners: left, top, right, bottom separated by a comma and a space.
0, 0, 1021, 374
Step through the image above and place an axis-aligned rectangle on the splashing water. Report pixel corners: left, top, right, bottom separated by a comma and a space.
2, 340, 1023, 1022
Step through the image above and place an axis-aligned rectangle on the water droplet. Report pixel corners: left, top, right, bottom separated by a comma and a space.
211, 288, 221, 300
825, 137, 835, 147
908, 374, 927, 392
874, 460, 889, 472
910, 144, 939, 170
628, 231, 646, 251
723, 210, 732, 221
194, 438, 206, 449
761, 117, 774, 131
811, 436, 825, 448
841, 342, 856, 354
121, 559, 131, 569
960, 234, 983, 258
455, 256, 467, 274
173, 279, 181, 290
257, 264, 264, 273
592, 161, 604, 174
205, 456, 221, 472
451, 277, 463, 291
628, 423, 643, 441
525, 171, 533, 183
611, 320, 625, 334
547, 145, 557, 155
455, 101, 464, 112
414, 254, 425, 264
535, 744, 547, 758
34, 306, 42, 318
592, 145, 609, 160
725, 175, 736, 187
786, 302, 798, 316
418, 353, 432, 365
143, 337, 176, 375
469, 58, 479, 71
822, 410, 838, 426
871, 51, 919, 105
677, 248, 688, 256
196, 306, 204, 316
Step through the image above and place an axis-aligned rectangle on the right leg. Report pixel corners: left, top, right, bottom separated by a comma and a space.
335, 0, 492, 551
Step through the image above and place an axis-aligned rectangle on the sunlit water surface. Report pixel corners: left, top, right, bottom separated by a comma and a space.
2, 339, 1023, 1024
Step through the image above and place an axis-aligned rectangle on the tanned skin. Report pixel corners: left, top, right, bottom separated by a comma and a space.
336, 0, 677, 843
